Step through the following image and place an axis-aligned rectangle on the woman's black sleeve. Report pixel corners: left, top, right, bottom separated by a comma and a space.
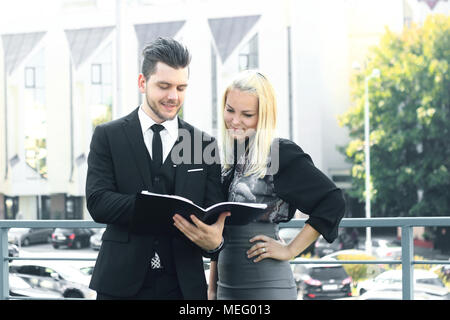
273, 139, 346, 243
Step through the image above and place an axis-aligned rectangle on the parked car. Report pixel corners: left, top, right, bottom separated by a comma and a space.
357, 269, 449, 299
357, 238, 402, 259
372, 239, 402, 259
357, 285, 449, 300
321, 249, 387, 278
89, 228, 105, 250
8, 228, 54, 246
9, 273, 63, 299
78, 264, 95, 276
293, 262, 352, 300
69, 260, 96, 277
430, 259, 450, 282
314, 236, 342, 257
9, 261, 96, 299
8, 243, 19, 262
51, 228, 94, 249
314, 234, 355, 257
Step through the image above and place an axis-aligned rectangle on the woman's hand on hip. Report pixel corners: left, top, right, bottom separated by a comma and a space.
247, 235, 295, 262
247, 224, 320, 263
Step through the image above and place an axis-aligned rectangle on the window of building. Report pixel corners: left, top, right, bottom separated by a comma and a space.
91, 63, 102, 84
23, 48, 47, 179
90, 43, 113, 130
65, 196, 83, 219
239, 33, 258, 71
41, 196, 51, 220
4, 196, 19, 220
24, 67, 36, 88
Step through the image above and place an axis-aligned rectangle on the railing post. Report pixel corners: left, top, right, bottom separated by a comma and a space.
0, 228, 9, 300
401, 226, 414, 300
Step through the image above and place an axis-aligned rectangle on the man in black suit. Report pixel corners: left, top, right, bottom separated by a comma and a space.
86, 37, 229, 300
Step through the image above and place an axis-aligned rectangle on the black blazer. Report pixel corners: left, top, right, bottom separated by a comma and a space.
221, 138, 345, 242
271, 138, 346, 242
86, 107, 225, 299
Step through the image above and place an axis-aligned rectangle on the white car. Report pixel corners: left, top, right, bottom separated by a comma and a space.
358, 286, 448, 300
9, 260, 96, 299
9, 274, 64, 299
321, 249, 387, 281
357, 269, 449, 299
321, 249, 370, 260
371, 239, 402, 259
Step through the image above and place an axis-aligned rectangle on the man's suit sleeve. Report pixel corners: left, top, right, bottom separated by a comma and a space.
86, 124, 135, 226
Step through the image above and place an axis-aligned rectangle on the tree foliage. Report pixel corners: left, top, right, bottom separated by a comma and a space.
338, 15, 450, 217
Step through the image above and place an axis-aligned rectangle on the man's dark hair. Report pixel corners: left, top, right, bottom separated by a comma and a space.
141, 37, 191, 79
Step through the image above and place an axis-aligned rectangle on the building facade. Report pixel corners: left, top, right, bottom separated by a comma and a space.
0, 0, 448, 220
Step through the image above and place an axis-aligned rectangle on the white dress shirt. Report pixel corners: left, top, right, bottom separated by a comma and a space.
138, 105, 224, 259
138, 106, 180, 269
138, 105, 179, 163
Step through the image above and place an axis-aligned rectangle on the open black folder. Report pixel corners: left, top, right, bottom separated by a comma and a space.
130, 191, 267, 234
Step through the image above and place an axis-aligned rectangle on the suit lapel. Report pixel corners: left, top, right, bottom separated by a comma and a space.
122, 107, 153, 190
122, 111, 197, 195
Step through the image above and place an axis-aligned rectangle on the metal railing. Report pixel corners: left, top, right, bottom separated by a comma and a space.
1, 217, 450, 300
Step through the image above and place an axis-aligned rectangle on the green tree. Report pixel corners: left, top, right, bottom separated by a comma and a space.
339, 15, 450, 217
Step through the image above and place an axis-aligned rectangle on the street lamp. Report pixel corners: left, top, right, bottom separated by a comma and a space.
364, 68, 380, 255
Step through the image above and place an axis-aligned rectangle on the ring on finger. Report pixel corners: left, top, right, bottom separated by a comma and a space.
261, 247, 266, 253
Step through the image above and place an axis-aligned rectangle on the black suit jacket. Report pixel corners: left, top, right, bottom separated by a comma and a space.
86, 107, 225, 299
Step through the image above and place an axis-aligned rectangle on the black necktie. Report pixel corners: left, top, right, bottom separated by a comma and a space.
150, 124, 165, 270
150, 124, 165, 171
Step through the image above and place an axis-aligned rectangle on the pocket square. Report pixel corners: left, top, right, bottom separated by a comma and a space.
187, 168, 204, 173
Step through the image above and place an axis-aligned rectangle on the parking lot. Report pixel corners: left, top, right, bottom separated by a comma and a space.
14, 242, 98, 260
7, 229, 450, 300
7, 230, 100, 299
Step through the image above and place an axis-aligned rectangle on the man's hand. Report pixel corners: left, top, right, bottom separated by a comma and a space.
172, 211, 230, 251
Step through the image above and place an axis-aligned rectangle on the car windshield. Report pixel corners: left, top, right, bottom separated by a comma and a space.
54, 228, 74, 233
9, 228, 30, 234
310, 267, 347, 280
376, 272, 400, 282
48, 264, 89, 283
373, 239, 400, 247
386, 241, 400, 247
417, 278, 445, 287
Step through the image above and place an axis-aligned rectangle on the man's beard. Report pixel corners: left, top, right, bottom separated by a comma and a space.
145, 94, 181, 122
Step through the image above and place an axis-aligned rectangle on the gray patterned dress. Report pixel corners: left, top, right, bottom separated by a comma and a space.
215, 138, 346, 300
216, 154, 297, 300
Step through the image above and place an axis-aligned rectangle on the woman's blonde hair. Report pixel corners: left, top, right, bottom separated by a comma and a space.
221, 70, 277, 178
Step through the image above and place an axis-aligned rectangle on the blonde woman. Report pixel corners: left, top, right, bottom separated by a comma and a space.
208, 70, 346, 300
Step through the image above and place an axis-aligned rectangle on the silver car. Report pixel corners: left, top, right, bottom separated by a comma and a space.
9, 274, 63, 299
9, 261, 96, 299
357, 269, 449, 299
8, 228, 54, 246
